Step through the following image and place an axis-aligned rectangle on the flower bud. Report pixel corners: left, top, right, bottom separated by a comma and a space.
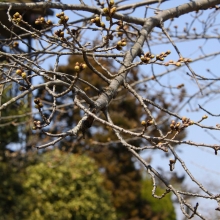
16, 69, 22, 76
117, 41, 122, 46
56, 13, 61, 18
141, 56, 145, 62
170, 124, 175, 129
14, 12, 20, 18
110, 7, 117, 15
47, 20, 52, 25
121, 41, 127, 47
16, 18, 22, 23
40, 17, 45, 22
80, 64, 87, 70
182, 117, 187, 122
202, 115, 208, 119
103, 8, 109, 14
189, 121, 194, 125
34, 98, 40, 104
147, 120, 153, 125
100, 22, 105, 28
95, 17, 100, 22
21, 72, 27, 79
64, 16, 69, 22
109, 0, 114, 6
35, 20, 40, 25
175, 62, 181, 67
38, 103, 43, 108
74, 65, 80, 72
141, 121, 147, 126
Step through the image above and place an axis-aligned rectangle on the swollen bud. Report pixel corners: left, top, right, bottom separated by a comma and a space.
121, 41, 127, 47
74, 65, 80, 72
202, 115, 208, 119
141, 121, 147, 126
21, 72, 27, 79
16, 69, 22, 76
14, 12, 20, 18
34, 98, 40, 104
189, 120, 194, 125
95, 17, 100, 22
38, 103, 43, 108
109, 0, 114, 6
100, 22, 105, 28
103, 8, 109, 14
175, 62, 181, 67
110, 7, 117, 15
80, 64, 87, 70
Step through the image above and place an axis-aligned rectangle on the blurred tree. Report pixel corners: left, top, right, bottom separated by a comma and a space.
0, 85, 30, 158
0, 149, 117, 220
141, 177, 176, 220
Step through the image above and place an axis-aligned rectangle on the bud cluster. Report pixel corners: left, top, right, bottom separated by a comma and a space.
32, 120, 41, 130
116, 38, 127, 50
181, 116, 194, 127
167, 60, 181, 67
141, 119, 154, 127
178, 57, 192, 63
170, 117, 194, 131
102, 0, 117, 17
54, 29, 65, 41
35, 17, 52, 26
91, 16, 105, 28
156, 50, 171, 62
74, 62, 87, 72
166, 57, 192, 67
141, 52, 155, 63
34, 98, 44, 109
170, 120, 181, 131
56, 12, 69, 24
16, 69, 27, 79
12, 12, 22, 24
